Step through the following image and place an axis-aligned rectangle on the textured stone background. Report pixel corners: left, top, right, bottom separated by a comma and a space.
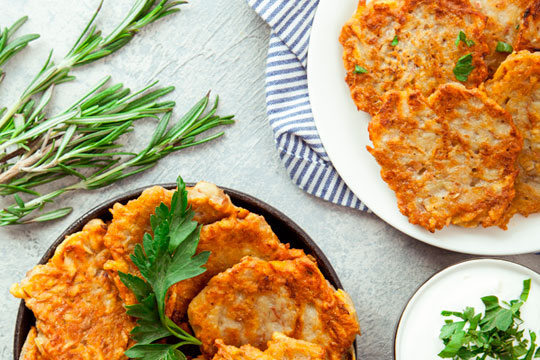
1, 1, 539, 359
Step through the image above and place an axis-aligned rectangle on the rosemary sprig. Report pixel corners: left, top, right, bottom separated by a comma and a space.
0, 76, 175, 190
0, 0, 185, 132
0, 16, 39, 85
0, 95, 234, 226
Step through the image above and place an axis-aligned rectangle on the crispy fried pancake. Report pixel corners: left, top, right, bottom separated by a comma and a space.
367, 83, 521, 231
483, 51, 540, 221
515, 2, 540, 51
101, 181, 303, 322
188, 257, 359, 360
470, 0, 531, 73
212, 340, 274, 360
340, 0, 489, 115
212, 333, 326, 360
166, 212, 305, 323
11, 219, 134, 360
188, 181, 239, 224
103, 182, 237, 306
265, 332, 326, 360
20, 327, 47, 360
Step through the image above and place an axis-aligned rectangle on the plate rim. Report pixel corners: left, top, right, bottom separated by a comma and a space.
392, 258, 540, 360
13, 183, 354, 359
306, 0, 540, 256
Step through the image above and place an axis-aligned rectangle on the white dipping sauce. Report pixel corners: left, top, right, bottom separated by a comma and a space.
395, 259, 540, 360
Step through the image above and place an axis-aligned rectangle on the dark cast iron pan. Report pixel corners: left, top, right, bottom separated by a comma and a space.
14, 183, 356, 359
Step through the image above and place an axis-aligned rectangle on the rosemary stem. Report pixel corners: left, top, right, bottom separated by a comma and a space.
0, 144, 50, 183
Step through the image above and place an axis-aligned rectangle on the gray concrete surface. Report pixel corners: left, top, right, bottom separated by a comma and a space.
1, 1, 539, 359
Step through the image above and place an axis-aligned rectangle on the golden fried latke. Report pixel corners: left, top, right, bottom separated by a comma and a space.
212, 340, 274, 360
483, 51, 540, 221
188, 181, 239, 224
20, 327, 47, 360
340, 0, 488, 115
166, 212, 305, 323
470, 0, 532, 73
265, 332, 326, 360
367, 83, 522, 232
188, 256, 360, 360
103, 182, 236, 306
515, 2, 540, 51
211, 333, 326, 360
11, 219, 134, 360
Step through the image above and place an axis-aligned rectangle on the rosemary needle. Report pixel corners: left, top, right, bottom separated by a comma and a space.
0, 17, 39, 84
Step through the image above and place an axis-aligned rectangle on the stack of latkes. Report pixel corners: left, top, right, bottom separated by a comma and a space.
340, 0, 540, 232
12, 182, 359, 360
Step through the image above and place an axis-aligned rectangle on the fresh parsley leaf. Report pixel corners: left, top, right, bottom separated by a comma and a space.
355, 65, 368, 74
453, 54, 475, 82
120, 176, 210, 359
438, 279, 537, 360
118, 272, 152, 301
496, 41, 513, 53
442, 310, 466, 318
455, 31, 475, 47
440, 321, 466, 340
438, 330, 467, 358
391, 35, 399, 46
521, 279, 531, 302
125, 344, 186, 360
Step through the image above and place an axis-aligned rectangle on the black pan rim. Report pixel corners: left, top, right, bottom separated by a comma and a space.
13, 182, 355, 359
392, 257, 540, 360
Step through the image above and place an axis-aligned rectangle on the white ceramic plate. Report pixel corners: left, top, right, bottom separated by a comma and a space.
394, 259, 540, 359
307, 0, 540, 255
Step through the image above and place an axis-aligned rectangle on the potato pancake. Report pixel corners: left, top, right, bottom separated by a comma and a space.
367, 83, 521, 231
265, 332, 327, 360
483, 51, 540, 222
103, 182, 237, 306
166, 212, 305, 323
188, 256, 359, 360
340, 0, 489, 115
20, 327, 47, 360
470, 0, 532, 73
11, 219, 134, 360
212, 340, 275, 360
101, 182, 303, 323
515, 2, 540, 51
212, 333, 326, 360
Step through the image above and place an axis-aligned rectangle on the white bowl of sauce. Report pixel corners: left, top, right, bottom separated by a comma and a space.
395, 259, 540, 359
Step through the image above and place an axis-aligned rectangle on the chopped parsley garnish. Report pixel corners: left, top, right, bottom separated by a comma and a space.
119, 176, 210, 360
438, 279, 540, 360
453, 54, 475, 82
391, 35, 399, 46
496, 41, 514, 53
455, 31, 475, 47
355, 65, 368, 74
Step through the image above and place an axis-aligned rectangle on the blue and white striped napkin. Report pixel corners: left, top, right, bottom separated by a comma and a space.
247, 0, 368, 210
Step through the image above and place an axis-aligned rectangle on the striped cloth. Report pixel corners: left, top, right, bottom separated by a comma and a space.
247, 0, 368, 210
